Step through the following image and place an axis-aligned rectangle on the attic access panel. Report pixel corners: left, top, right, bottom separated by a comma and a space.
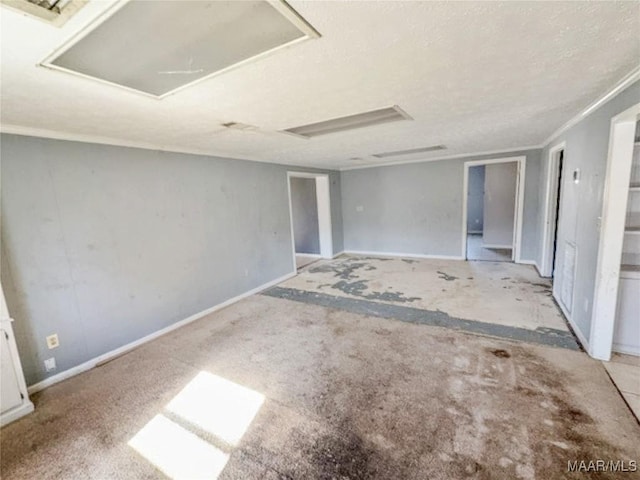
43, 0, 318, 97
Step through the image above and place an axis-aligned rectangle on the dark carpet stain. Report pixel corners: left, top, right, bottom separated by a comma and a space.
490, 349, 511, 358
304, 427, 374, 480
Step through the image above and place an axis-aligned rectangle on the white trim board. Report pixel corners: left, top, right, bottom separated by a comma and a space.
589, 102, 640, 361
554, 291, 589, 353
339, 145, 542, 171
481, 244, 513, 250
518, 259, 544, 277
286, 171, 334, 269
1, 68, 636, 173
542, 66, 640, 147
344, 250, 464, 261
540, 142, 567, 278
0, 402, 35, 428
0, 123, 265, 164
612, 344, 640, 357
26, 271, 295, 395
340, 66, 639, 172
461, 156, 526, 264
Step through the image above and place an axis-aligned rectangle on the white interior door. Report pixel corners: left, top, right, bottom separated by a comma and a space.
1, 327, 23, 413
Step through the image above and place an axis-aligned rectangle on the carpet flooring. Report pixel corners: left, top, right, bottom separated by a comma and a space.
1, 294, 638, 479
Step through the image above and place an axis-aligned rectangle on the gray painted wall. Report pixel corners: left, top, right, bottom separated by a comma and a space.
290, 177, 320, 254
466, 166, 484, 233
537, 80, 640, 345
341, 149, 541, 260
483, 162, 517, 247
0, 134, 342, 385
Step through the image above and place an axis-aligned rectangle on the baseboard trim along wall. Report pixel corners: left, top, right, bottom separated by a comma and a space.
518, 259, 544, 277
344, 250, 465, 261
27, 271, 296, 394
612, 344, 640, 357
332, 250, 346, 258
553, 290, 589, 353
481, 243, 513, 250
0, 402, 35, 428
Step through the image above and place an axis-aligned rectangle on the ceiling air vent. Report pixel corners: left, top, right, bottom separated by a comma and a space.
372, 145, 446, 158
283, 106, 412, 138
1, 0, 86, 26
41, 0, 319, 97
221, 122, 258, 131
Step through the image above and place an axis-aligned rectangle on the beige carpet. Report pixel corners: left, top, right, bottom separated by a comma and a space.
1, 295, 638, 479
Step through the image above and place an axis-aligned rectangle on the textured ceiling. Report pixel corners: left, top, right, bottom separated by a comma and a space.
1, 1, 639, 169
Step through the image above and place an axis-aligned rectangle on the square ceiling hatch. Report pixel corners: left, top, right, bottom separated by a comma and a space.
42, 0, 319, 97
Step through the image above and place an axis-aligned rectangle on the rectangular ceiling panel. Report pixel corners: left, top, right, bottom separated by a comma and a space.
46, 0, 316, 96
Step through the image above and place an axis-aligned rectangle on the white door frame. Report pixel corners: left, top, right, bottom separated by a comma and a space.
0, 282, 34, 426
540, 142, 567, 277
590, 103, 639, 361
461, 156, 526, 262
286, 172, 333, 270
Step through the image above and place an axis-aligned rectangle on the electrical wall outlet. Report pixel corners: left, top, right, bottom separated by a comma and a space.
44, 357, 56, 372
46, 334, 59, 349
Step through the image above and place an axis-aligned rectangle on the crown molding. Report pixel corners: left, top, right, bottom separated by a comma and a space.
0, 123, 262, 163
541, 66, 640, 147
4, 65, 638, 171
339, 145, 543, 171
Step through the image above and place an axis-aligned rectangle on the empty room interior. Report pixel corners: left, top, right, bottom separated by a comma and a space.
1, 1, 640, 478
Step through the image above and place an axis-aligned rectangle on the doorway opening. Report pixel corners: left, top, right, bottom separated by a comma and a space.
462, 157, 525, 262
287, 172, 333, 271
551, 151, 564, 276
541, 144, 566, 278
590, 104, 640, 361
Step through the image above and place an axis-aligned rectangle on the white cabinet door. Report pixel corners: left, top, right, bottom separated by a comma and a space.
1, 327, 23, 413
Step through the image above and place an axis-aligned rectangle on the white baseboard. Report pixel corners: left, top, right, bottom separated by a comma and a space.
533, 263, 544, 277
27, 271, 296, 395
467, 230, 483, 234
481, 243, 513, 250
0, 400, 34, 427
332, 250, 346, 259
612, 344, 640, 357
553, 290, 589, 353
344, 250, 464, 261
518, 259, 544, 276
295, 253, 322, 258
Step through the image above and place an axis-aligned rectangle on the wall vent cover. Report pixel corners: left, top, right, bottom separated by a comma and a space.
283, 106, 412, 138
41, 0, 319, 97
372, 145, 446, 158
